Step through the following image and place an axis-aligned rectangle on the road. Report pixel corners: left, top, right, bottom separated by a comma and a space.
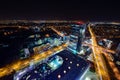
88, 25, 120, 80
0, 43, 68, 78
82, 42, 115, 54
50, 27, 64, 37
20, 50, 90, 80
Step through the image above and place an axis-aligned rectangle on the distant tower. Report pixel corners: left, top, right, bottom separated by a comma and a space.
68, 23, 86, 54
76, 24, 86, 52
116, 43, 120, 57
68, 24, 80, 54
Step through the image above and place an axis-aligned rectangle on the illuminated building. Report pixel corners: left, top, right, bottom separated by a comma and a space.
20, 48, 30, 59
116, 43, 120, 57
68, 24, 86, 54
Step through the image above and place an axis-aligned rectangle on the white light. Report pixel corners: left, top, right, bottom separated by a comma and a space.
68, 66, 71, 69
66, 58, 68, 60
85, 77, 91, 80
63, 70, 66, 74
70, 61, 72, 64
77, 64, 79, 67
26, 75, 31, 80
116, 61, 120, 65
34, 70, 37, 73
16, 77, 19, 80
58, 74, 61, 78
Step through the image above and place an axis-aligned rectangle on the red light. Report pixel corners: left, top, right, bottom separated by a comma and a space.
76, 21, 84, 25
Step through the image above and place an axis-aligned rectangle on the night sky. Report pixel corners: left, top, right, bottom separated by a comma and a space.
0, 0, 120, 21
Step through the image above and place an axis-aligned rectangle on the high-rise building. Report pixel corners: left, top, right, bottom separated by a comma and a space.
68, 24, 86, 54
116, 43, 120, 57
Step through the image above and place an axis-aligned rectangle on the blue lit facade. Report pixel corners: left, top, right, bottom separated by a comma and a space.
68, 24, 86, 54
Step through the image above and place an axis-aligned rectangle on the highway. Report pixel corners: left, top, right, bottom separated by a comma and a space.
88, 25, 120, 80
0, 43, 68, 78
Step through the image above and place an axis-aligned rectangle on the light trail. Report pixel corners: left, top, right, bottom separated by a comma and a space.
0, 43, 68, 78
88, 25, 110, 80
88, 25, 120, 80
102, 51, 120, 80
